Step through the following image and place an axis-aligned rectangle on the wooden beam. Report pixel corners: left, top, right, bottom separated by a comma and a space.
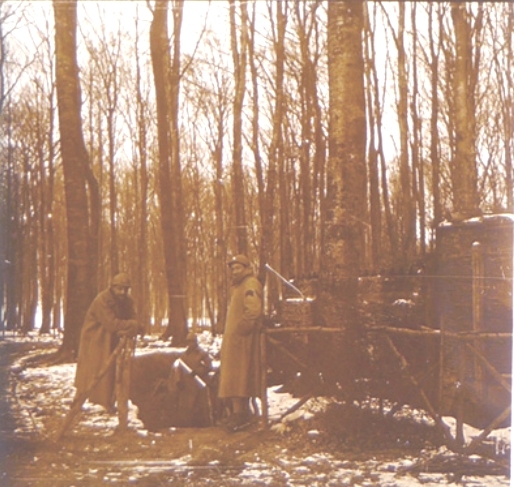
465, 404, 511, 455
367, 325, 511, 341
274, 392, 315, 424
260, 331, 268, 426
55, 336, 128, 441
384, 335, 458, 450
115, 336, 136, 431
465, 342, 512, 393
267, 336, 309, 370
267, 325, 511, 341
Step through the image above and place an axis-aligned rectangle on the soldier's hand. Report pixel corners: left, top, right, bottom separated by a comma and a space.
119, 320, 139, 337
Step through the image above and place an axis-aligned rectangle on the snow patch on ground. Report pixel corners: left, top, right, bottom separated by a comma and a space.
2, 332, 511, 486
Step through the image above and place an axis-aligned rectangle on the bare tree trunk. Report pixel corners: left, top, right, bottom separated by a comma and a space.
410, 3, 425, 257
493, 3, 513, 211
396, 3, 416, 268
247, 2, 264, 270
53, 0, 97, 358
3, 114, 20, 332
505, 4, 513, 211
363, 3, 381, 271
320, 0, 367, 396
214, 110, 227, 334
258, 0, 286, 290
248, 3, 264, 230
428, 4, 442, 230
167, 0, 187, 344
134, 15, 150, 332
20, 158, 37, 335
229, 0, 249, 255
369, 4, 397, 269
450, 3, 480, 219
295, 1, 313, 277
149, 0, 187, 344
108, 105, 119, 275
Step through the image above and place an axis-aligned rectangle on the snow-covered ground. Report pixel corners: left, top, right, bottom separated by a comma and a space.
2, 331, 511, 486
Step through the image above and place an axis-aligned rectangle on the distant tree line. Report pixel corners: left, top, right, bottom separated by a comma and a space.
0, 1, 512, 360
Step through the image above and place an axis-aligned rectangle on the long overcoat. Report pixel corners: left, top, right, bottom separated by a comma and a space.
218, 269, 263, 399
74, 288, 136, 409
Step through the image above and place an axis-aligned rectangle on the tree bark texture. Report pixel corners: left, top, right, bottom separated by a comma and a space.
319, 0, 367, 393
450, 3, 479, 219
428, 4, 442, 228
149, 0, 187, 344
53, 0, 97, 357
229, 0, 249, 255
323, 0, 367, 293
396, 3, 416, 266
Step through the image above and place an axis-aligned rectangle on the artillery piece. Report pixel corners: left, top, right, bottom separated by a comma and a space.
267, 214, 512, 449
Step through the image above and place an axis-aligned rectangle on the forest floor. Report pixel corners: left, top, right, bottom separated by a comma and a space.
0, 334, 510, 486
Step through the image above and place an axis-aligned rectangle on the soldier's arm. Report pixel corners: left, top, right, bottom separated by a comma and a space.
95, 296, 138, 333
237, 280, 263, 335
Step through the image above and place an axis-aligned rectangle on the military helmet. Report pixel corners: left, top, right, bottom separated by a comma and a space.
228, 254, 250, 268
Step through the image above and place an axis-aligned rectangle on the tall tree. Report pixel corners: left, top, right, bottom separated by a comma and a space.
396, 3, 416, 266
149, 0, 188, 344
133, 11, 151, 333
410, 3, 425, 257
167, 0, 187, 342
363, 3, 382, 270
503, 4, 513, 211
450, 2, 480, 219
229, 0, 249, 255
428, 3, 443, 229
319, 0, 367, 394
85, 21, 125, 275
257, 0, 287, 288
53, 0, 98, 358
381, 3, 416, 268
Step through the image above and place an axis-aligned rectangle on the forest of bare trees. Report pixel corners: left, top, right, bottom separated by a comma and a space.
0, 1, 512, 359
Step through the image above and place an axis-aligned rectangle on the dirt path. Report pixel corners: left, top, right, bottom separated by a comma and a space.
0, 341, 46, 485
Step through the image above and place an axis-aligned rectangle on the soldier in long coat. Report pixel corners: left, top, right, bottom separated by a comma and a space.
218, 255, 263, 430
74, 273, 139, 411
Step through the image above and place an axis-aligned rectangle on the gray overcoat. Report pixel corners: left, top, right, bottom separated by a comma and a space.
74, 288, 136, 409
218, 270, 263, 399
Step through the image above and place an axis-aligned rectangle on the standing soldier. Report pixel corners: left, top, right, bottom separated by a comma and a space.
74, 273, 140, 413
218, 255, 263, 431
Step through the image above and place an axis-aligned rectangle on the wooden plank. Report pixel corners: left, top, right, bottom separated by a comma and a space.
267, 325, 511, 340
115, 336, 136, 431
465, 404, 512, 455
267, 336, 309, 370
55, 337, 127, 441
260, 331, 268, 426
383, 335, 459, 450
465, 342, 512, 393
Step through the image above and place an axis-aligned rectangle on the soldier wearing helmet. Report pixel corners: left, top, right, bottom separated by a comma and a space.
218, 254, 263, 431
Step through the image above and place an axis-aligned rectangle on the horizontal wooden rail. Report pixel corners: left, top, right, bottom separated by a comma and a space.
264, 325, 512, 341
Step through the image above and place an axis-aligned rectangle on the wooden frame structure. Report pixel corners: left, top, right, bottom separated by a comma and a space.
258, 324, 511, 458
